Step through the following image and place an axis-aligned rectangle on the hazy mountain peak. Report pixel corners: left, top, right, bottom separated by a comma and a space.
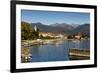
71, 24, 80, 28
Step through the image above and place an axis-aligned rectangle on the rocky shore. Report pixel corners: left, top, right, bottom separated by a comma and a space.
21, 47, 32, 63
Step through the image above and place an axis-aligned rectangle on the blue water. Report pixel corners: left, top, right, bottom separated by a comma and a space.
29, 40, 90, 62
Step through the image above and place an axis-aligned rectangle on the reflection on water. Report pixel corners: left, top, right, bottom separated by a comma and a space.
21, 39, 90, 63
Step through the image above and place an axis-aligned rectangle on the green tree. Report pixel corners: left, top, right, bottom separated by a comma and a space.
21, 22, 31, 40
21, 21, 40, 40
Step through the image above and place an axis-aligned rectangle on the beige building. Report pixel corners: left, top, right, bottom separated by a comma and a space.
39, 32, 64, 38
75, 35, 81, 39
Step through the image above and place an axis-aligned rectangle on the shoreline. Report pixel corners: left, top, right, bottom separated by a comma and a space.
21, 38, 89, 47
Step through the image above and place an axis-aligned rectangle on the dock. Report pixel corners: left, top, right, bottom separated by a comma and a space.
69, 48, 90, 60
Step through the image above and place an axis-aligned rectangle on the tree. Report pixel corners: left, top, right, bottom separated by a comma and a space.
21, 21, 40, 40
21, 22, 31, 40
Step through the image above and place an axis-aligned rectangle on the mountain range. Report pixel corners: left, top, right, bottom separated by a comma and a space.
30, 22, 90, 36
22, 21, 90, 36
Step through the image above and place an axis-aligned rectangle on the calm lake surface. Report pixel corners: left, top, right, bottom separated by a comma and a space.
26, 39, 90, 62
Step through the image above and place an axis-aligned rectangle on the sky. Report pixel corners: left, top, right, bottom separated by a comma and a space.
21, 10, 90, 25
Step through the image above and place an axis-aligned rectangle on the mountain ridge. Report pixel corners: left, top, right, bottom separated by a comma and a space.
22, 21, 90, 36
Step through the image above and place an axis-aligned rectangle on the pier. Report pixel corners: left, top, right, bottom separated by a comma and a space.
69, 48, 90, 60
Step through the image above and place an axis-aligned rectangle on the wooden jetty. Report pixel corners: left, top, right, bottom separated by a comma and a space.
69, 48, 90, 60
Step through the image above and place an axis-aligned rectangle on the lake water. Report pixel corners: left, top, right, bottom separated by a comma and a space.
25, 39, 90, 62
